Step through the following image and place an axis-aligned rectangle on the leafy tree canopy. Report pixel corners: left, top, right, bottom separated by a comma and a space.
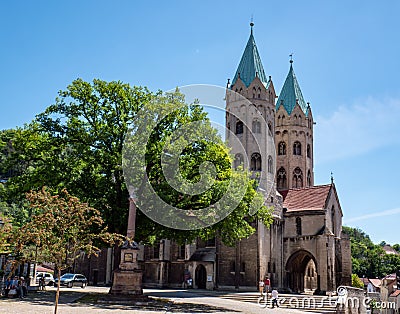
342, 226, 400, 278
1, 79, 272, 247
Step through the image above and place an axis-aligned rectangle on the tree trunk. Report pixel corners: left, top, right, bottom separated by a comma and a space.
54, 268, 61, 314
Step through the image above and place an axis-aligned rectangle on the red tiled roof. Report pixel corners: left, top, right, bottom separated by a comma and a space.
383, 245, 400, 255
282, 185, 332, 212
390, 290, 400, 297
384, 273, 396, 280
369, 278, 382, 288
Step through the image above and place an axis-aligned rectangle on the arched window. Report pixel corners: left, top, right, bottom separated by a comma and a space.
253, 87, 256, 98
293, 141, 301, 155
278, 141, 286, 155
267, 155, 273, 173
294, 115, 298, 125
234, 153, 244, 169
250, 153, 261, 171
293, 167, 303, 188
258, 87, 261, 99
298, 116, 302, 126
277, 167, 287, 189
296, 217, 302, 236
252, 120, 261, 133
307, 170, 312, 187
277, 116, 281, 126
307, 144, 311, 158
331, 205, 335, 236
282, 115, 285, 125
235, 121, 243, 135
268, 122, 272, 135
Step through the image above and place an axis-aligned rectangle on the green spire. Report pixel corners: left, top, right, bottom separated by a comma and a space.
231, 23, 268, 88
276, 60, 308, 116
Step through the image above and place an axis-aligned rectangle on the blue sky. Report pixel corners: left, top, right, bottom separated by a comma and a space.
1, 1, 399, 244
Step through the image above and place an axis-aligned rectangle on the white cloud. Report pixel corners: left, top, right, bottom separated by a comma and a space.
314, 97, 400, 164
344, 207, 400, 224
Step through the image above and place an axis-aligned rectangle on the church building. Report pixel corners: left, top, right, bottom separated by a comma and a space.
136, 23, 352, 293
76, 24, 352, 294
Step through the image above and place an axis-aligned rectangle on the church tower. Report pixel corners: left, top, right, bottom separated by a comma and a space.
223, 23, 284, 289
275, 59, 314, 191
226, 23, 277, 194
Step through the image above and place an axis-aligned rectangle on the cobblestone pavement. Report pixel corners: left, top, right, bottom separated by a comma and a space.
0, 287, 323, 313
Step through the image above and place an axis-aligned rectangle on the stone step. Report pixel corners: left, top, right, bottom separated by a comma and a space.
216, 293, 337, 313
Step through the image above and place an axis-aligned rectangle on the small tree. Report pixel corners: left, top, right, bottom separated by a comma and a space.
351, 273, 364, 289
15, 187, 122, 314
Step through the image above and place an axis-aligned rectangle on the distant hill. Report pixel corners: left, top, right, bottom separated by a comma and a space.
342, 226, 400, 278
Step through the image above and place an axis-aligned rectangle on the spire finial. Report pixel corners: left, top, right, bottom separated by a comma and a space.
250, 15, 254, 34
289, 53, 293, 64
331, 172, 334, 184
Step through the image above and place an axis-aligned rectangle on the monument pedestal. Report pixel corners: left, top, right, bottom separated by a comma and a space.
109, 240, 143, 295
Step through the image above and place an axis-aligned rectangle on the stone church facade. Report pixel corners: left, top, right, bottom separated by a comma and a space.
75, 25, 352, 293
136, 24, 352, 293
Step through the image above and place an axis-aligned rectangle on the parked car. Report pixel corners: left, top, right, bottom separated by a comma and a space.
36, 272, 54, 286
54, 273, 87, 288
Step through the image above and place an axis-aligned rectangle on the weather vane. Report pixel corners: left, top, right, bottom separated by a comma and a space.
289, 53, 293, 63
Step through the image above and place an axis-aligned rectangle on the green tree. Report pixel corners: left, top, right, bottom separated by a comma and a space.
351, 273, 364, 288
343, 226, 400, 278
2, 80, 153, 233
0, 213, 12, 255
1, 79, 272, 246
122, 91, 272, 245
15, 187, 122, 314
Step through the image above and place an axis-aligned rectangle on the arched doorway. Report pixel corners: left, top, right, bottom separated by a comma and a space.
195, 264, 207, 289
286, 250, 318, 293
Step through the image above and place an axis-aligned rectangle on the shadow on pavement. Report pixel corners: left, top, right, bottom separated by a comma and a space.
2, 289, 239, 313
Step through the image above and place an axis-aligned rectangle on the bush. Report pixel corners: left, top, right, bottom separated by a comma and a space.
351, 274, 364, 289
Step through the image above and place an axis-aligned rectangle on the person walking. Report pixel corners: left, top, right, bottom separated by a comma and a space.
258, 278, 265, 296
16, 278, 23, 299
271, 288, 279, 308
39, 277, 45, 291
263, 276, 270, 293
21, 277, 27, 298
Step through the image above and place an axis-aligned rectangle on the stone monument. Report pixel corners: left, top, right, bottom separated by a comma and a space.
109, 194, 143, 295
